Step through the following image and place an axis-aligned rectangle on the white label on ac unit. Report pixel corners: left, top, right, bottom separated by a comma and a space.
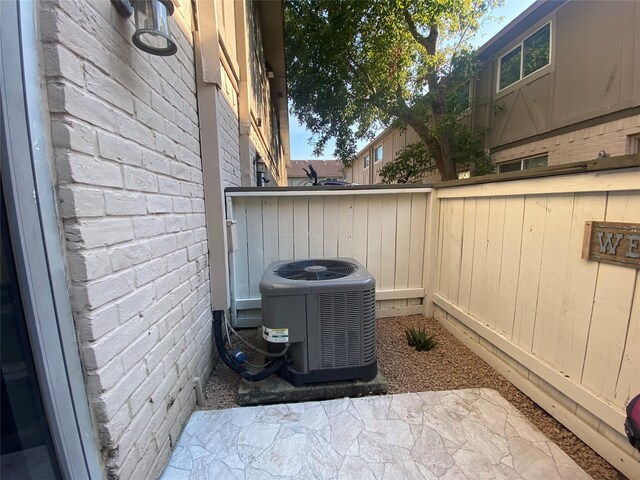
262, 326, 289, 343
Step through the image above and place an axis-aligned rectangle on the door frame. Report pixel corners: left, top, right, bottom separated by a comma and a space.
0, 1, 103, 478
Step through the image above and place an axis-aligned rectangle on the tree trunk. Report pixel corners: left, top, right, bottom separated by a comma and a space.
402, 114, 457, 181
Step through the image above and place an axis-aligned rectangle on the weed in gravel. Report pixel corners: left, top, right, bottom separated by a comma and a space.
405, 325, 437, 351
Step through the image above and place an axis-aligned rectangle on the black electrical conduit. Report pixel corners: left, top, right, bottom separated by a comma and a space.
213, 310, 288, 382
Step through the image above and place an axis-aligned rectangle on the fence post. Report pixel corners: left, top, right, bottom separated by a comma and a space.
423, 189, 440, 318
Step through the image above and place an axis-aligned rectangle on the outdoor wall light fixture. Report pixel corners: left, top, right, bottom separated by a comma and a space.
255, 156, 267, 187
111, 0, 178, 56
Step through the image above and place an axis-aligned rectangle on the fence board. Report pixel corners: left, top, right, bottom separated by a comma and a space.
483, 197, 506, 328
532, 193, 574, 366
438, 200, 453, 299
582, 192, 638, 401
293, 196, 309, 259
234, 197, 249, 300
457, 198, 476, 311
262, 197, 279, 270
446, 199, 464, 304
614, 270, 640, 408
556, 193, 606, 380
468, 198, 490, 320
323, 196, 339, 257
308, 197, 324, 257
495, 196, 525, 338
380, 195, 398, 291
512, 195, 547, 351
246, 197, 264, 298
394, 194, 412, 309
408, 194, 427, 289
278, 197, 294, 259
366, 195, 383, 282
338, 196, 354, 257
352, 196, 369, 266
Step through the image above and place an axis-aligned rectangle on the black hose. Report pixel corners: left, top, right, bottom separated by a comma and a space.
213, 310, 287, 382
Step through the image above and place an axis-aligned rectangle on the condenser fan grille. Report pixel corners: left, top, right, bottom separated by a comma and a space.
274, 259, 357, 281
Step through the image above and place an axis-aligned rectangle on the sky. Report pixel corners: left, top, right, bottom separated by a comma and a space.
288, 0, 537, 160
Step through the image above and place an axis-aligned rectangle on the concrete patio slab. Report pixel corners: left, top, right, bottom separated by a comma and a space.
160, 388, 591, 479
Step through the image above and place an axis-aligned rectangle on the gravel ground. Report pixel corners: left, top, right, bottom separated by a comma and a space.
201, 315, 624, 479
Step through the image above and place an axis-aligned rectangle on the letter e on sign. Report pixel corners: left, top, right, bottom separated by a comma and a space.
582, 221, 640, 268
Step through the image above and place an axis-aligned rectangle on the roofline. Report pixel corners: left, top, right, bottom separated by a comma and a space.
354, 126, 397, 159
477, 0, 567, 59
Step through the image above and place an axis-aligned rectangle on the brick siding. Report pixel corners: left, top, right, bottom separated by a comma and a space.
38, 1, 221, 478
493, 114, 640, 165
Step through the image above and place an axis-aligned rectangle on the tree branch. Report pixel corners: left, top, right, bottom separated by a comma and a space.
403, 9, 438, 55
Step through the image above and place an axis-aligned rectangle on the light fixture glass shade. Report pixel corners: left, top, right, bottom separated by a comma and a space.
132, 0, 177, 56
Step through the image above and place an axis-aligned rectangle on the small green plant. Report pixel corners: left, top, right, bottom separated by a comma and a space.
405, 326, 437, 352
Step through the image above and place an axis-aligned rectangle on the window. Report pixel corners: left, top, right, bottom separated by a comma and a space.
498, 154, 548, 173
374, 145, 383, 162
498, 23, 550, 91
627, 134, 640, 154
364, 154, 370, 169
448, 80, 471, 113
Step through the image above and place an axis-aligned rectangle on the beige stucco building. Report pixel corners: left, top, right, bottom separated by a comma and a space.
345, 0, 640, 184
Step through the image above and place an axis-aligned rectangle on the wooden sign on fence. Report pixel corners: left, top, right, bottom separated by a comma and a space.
582, 221, 640, 268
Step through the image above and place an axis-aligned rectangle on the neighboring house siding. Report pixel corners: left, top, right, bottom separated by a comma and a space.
351, 126, 421, 185
493, 114, 640, 166
345, 0, 640, 184
475, 0, 640, 152
39, 1, 214, 478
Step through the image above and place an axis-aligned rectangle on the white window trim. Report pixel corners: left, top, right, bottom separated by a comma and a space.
374, 145, 383, 163
363, 154, 370, 170
496, 21, 552, 93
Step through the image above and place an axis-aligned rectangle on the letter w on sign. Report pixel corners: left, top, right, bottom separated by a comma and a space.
583, 221, 640, 268
597, 232, 623, 254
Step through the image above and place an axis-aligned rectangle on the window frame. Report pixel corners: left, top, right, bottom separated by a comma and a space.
448, 80, 472, 115
374, 145, 383, 163
496, 22, 552, 93
627, 134, 640, 154
497, 154, 548, 173
363, 154, 370, 169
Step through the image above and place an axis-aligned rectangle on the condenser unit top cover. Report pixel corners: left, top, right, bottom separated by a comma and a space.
260, 258, 374, 296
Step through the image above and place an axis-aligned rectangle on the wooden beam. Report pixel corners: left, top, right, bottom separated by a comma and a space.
433, 154, 640, 189
226, 188, 433, 197
436, 167, 640, 198
376, 305, 423, 318
194, 0, 230, 310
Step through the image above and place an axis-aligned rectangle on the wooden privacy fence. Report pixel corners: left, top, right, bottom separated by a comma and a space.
226, 186, 432, 327
432, 165, 640, 477
223, 160, 640, 477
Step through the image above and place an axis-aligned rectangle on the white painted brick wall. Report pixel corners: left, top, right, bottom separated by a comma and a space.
218, 93, 242, 187
38, 0, 219, 478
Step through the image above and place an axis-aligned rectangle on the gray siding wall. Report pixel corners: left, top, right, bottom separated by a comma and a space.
38, 0, 219, 478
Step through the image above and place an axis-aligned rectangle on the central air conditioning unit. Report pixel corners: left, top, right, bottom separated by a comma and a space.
260, 258, 377, 387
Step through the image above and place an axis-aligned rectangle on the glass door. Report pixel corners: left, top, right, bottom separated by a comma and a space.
1, 188, 61, 479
